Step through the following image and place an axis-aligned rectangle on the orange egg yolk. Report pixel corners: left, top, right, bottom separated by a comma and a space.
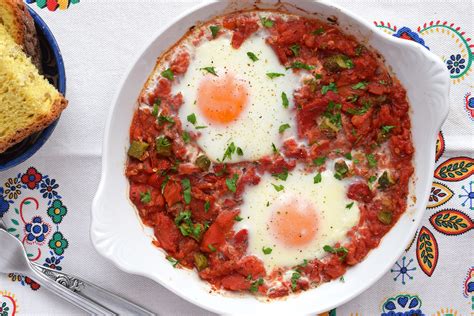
271, 199, 318, 247
196, 73, 248, 124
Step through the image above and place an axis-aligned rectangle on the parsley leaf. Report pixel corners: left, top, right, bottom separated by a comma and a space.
346, 202, 354, 209
368, 175, 377, 183
289, 44, 300, 56
236, 147, 243, 156
267, 72, 285, 79
234, 215, 243, 222
313, 172, 322, 184
279, 123, 291, 133
250, 278, 264, 292
271, 183, 284, 192
247, 52, 259, 62
352, 81, 368, 90
226, 174, 238, 193
152, 103, 159, 117
346, 102, 371, 115
312, 28, 325, 35
157, 115, 175, 125
366, 154, 377, 168
321, 82, 337, 95
313, 156, 326, 166
260, 16, 274, 28
344, 152, 352, 160
223, 142, 236, 161
161, 175, 169, 194
204, 200, 210, 212
161, 68, 174, 80
272, 143, 279, 154
381, 125, 395, 135
262, 246, 272, 254
140, 191, 151, 204
187, 113, 197, 124
272, 169, 288, 181
201, 66, 217, 76
208, 244, 216, 252
166, 255, 179, 267
209, 25, 220, 38
182, 131, 190, 143
181, 178, 192, 204
323, 245, 349, 260
287, 61, 314, 70
291, 272, 301, 291
281, 92, 289, 108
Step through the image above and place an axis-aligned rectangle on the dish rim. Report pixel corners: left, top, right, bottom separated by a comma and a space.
91, 0, 450, 314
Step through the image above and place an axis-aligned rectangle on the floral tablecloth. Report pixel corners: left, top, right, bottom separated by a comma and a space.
0, 1, 472, 315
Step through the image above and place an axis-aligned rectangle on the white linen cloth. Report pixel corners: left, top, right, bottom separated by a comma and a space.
0, 1, 472, 315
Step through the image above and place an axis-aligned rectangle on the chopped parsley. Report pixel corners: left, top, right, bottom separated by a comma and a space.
260, 16, 274, 28
250, 278, 264, 292
346, 202, 354, 209
195, 125, 207, 129
279, 123, 291, 133
287, 61, 314, 70
314, 73, 323, 80
226, 174, 239, 193
174, 210, 191, 225
267, 72, 285, 79
182, 131, 190, 143
236, 147, 244, 156
175, 210, 203, 240
272, 169, 288, 181
209, 25, 220, 38
281, 92, 289, 108
204, 200, 210, 212
366, 154, 377, 168
323, 245, 349, 260
312, 28, 325, 35
321, 82, 337, 95
157, 115, 175, 125
321, 101, 342, 131
291, 272, 301, 291
381, 125, 395, 135
344, 152, 352, 160
313, 172, 322, 184
313, 156, 326, 166
187, 113, 197, 124
271, 143, 279, 154
140, 191, 151, 204
208, 244, 216, 252
368, 175, 377, 183
166, 255, 179, 267
222, 142, 236, 161
161, 68, 174, 80
352, 81, 368, 90
201, 66, 217, 76
334, 161, 349, 180
289, 44, 300, 56
152, 103, 159, 117
271, 183, 284, 192
262, 246, 272, 255
247, 52, 259, 62
181, 178, 192, 204
346, 101, 371, 115
234, 215, 243, 222
347, 94, 358, 103
299, 259, 308, 267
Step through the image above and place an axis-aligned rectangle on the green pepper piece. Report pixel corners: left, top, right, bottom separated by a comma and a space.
195, 155, 211, 171
127, 140, 149, 160
377, 210, 393, 225
323, 54, 354, 72
193, 253, 209, 271
378, 171, 395, 190
334, 160, 349, 180
155, 136, 172, 156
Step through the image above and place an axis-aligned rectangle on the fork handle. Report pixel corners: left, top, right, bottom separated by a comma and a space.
32, 264, 155, 316
27, 263, 116, 315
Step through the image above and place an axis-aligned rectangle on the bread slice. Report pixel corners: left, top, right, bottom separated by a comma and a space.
0, 24, 67, 153
0, 0, 42, 70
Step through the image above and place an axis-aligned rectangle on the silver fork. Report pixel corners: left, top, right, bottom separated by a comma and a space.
0, 218, 155, 315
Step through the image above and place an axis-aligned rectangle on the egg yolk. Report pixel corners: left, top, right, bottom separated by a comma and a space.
270, 199, 318, 247
196, 73, 248, 124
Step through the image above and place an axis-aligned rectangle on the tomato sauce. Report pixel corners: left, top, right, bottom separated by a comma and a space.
126, 11, 414, 298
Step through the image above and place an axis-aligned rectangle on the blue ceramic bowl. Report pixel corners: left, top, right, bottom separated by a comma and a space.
0, 6, 66, 171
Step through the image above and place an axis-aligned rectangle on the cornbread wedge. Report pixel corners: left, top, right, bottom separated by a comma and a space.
0, 24, 67, 153
0, 0, 41, 70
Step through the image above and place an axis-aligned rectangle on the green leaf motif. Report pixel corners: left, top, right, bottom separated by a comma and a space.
11, 219, 19, 226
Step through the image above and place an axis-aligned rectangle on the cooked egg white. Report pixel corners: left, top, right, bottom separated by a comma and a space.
173, 31, 305, 162
236, 166, 360, 272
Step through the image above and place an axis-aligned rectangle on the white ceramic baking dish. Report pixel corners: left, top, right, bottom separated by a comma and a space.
91, 1, 450, 314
